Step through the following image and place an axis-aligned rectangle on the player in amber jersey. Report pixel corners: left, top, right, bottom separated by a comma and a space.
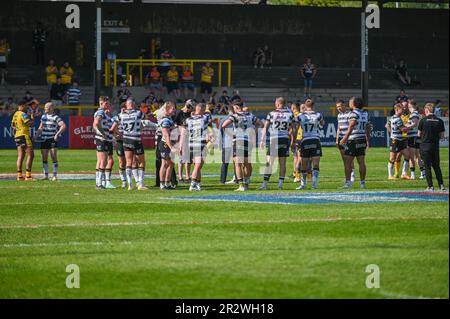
11, 101, 35, 181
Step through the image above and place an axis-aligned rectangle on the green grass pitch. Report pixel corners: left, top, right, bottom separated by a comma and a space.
0, 147, 448, 298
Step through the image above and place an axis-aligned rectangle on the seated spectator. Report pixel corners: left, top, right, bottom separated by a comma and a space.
208, 91, 217, 106
263, 44, 273, 68
145, 66, 163, 99
395, 60, 411, 86
200, 62, 214, 102
67, 81, 82, 115
206, 102, 216, 115
395, 89, 409, 104
142, 89, 158, 106
60, 61, 74, 90
253, 47, 265, 69
166, 65, 181, 102
22, 91, 34, 106
4, 97, 16, 116
231, 90, 242, 103
181, 65, 196, 100
50, 77, 66, 106
217, 90, 231, 114
117, 82, 132, 105
46, 59, 58, 92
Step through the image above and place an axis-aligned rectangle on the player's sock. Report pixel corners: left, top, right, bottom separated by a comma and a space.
388, 161, 394, 178
17, 170, 23, 179
126, 167, 133, 187
105, 169, 112, 182
100, 169, 106, 186
160, 180, 166, 189
312, 168, 319, 188
119, 168, 127, 183
278, 177, 285, 189
394, 160, 401, 177
350, 169, 355, 181
410, 167, 415, 179
25, 169, 32, 178
43, 161, 49, 177
401, 160, 408, 176
95, 169, 100, 186
52, 162, 58, 177
244, 177, 250, 186
132, 167, 139, 184
301, 170, 307, 186
138, 168, 145, 187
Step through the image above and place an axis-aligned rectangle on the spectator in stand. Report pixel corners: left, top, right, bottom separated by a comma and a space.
166, 66, 181, 102
32, 22, 47, 65
0, 38, 11, 85
253, 47, 265, 69
217, 90, 232, 114
117, 82, 132, 105
60, 62, 74, 91
50, 77, 66, 106
263, 44, 273, 69
200, 62, 214, 102
395, 89, 409, 104
46, 59, 59, 92
145, 66, 163, 100
181, 65, 196, 100
396, 60, 411, 86
22, 91, 34, 107
301, 57, 317, 99
4, 97, 17, 116
160, 50, 174, 74
208, 91, 217, 107
67, 81, 82, 115
231, 90, 242, 103
142, 89, 158, 106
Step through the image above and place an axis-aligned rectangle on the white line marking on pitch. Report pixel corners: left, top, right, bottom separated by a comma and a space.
1, 241, 132, 248
377, 290, 446, 299
0, 215, 446, 230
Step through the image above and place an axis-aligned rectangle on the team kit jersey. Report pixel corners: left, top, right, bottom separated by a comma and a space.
112, 113, 125, 156
118, 109, 145, 155
158, 116, 176, 160
227, 111, 257, 160
389, 115, 408, 153
93, 108, 113, 154
266, 109, 294, 157
344, 109, 370, 157
407, 111, 421, 148
186, 114, 210, 159
40, 113, 63, 149
297, 111, 323, 158
337, 111, 350, 149
12, 110, 33, 148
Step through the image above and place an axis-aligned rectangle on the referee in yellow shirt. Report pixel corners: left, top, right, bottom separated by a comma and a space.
11, 101, 35, 180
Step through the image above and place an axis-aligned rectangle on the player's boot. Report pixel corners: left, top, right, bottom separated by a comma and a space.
295, 184, 306, 190
17, 176, 24, 181
360, 181, 366, 189
96, 185, 105, 190
439, 185, 447, 191
340, 181, 352, 189
127, 184, 134, 191
121, 181, 127, 188
137, 185, 149, 191
105, 182, 117, 189
400, 175, 411, 180
25, 176, 34, 181
235, 184, 246, 192
425, 186, 434, 192
51, 176, 57, 181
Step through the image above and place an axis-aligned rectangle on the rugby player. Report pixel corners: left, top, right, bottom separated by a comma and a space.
110, 98, 148, 190
335, 100, 355, 182
103, 102, 116, 189
222, 101, 261, 191
340, 97, 371, 189
184, 103, 213, 191
175, 99, 194, 183
35, 102, 66, 181
159, 101, 177, 190
387, 103, 410, 180
295, 99, 324, 190
112, 103, 128, 188
92, 96, 111, 189
403, 100, 421, 180
259, 97, 295, 190
290, 102, 301, 183
11, 100, 35, 181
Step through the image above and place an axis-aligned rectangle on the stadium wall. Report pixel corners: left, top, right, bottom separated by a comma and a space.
0, 1, 448, 68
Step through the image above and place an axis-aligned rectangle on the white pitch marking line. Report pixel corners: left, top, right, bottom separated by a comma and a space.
0, 216, 446, 230
377, 290, 446, 300
1, 241, 132, 248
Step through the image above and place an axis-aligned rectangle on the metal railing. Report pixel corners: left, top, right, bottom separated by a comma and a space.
329, 106, 448, 117
104, 58, 232, 88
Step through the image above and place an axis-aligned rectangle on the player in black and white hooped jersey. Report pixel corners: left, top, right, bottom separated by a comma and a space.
335, 100, 355, 183
295, 99, 324, 190
221, 101, 261, 191
111, 103, 127, 188
340, 97, 371, 189
158, 101, 178, 190
259, 97, 295, 190
110, 98, 148, 191
35, 102, 66, 181
403, 100, 422, 180
103, 102, 117, 189
386, 103, 411, 180
183, 103, 214, 191
92, 96, 112, 189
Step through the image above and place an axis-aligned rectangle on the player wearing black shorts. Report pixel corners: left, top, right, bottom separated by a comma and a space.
259, 97, 295, 190
112, 104, 127, 188
404, 100, 422, 180
35, 102, 66, 181
92, 96, 111, 189
295, 99, 324, 190
340, 97, 371, 189
103, 103, 116, 189
335, 100, 355, 182
222, 101, 261, 191
158, 101, 177, 190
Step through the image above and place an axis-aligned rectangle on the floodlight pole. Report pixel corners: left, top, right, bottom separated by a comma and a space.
94, 0, 102, 106
361, 0, 369, 106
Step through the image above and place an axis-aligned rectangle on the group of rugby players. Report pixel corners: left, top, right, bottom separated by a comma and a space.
90, 95, 373, 191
